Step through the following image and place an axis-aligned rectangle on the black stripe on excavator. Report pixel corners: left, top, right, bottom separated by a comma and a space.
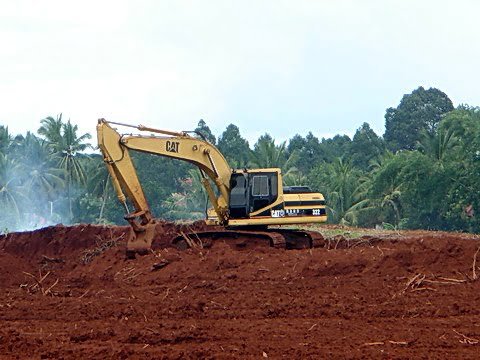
255, 204, 283, 217
288, 208, 325, 216
284, 200, 326, 207
256, 205, 327, 217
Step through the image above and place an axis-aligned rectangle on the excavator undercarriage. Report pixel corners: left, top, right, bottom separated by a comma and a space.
170, 228, 326, 251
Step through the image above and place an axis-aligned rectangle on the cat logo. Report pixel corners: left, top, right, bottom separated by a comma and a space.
166, 141, 180, 153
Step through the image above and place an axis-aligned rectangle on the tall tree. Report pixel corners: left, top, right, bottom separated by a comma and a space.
0, 126, 12, 154
320, 135, 352, 162
287, 132, 324, 173
250, 134, 298, 173
367, 151, 404, 227
439, 106, 480, 231
417, 126, 458, 166
38, 114, 63, 151
0, 153, 24, 229
17, 133, 65, 216
217, 124, 251, 167
38, 116, 92, 221
195, 119, 216, 144
349, 123, 385, 171
309, 158, 367, 225
384, 86, 454, 152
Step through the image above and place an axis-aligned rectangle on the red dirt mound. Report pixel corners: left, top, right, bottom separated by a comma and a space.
1, 224, 480, 359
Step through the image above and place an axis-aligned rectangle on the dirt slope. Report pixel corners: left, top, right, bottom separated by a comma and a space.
1, 223, 480, 359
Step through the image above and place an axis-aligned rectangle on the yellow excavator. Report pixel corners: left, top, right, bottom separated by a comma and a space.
97, 119, 327, 256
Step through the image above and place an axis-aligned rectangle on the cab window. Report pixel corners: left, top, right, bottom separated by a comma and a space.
252, 175, 269, 196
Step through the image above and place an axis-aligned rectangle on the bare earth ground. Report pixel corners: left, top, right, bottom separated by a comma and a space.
1, 222, 480, 359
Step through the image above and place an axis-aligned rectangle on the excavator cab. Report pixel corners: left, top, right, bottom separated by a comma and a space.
226, 167, 327, 227
228, 170, 280, 219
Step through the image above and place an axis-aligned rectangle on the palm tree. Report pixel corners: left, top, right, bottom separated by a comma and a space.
250, 134, 300, 177
0, 126, 12, 155
0, 153, 25, 228
83, 158, 112, 222
18, 133, 65, 217
38, 114, 63, 151
366, 151, 404, 227
283, 169, 307, 186
59, 121, 92, 221
317, 158, 370, 225
417, 127, 458, 166
38, 115, 92, 221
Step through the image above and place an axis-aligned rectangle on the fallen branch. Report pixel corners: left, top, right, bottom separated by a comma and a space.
473, 247, 480, 281
40, 255, 65, 264
437, 277, 467, 283
453, 329, 479, 345
78, 290, 90, 299
403, 272, 468, 293
162, 288, 170, 300
44, 278, 59, 295
403, 273, 425, 292
423, 279, 465, 285
411, 287, 436, 292
125, 271, 143, 282
376, 246, 384, 256
180, 231, 203, 250
23, 271, 50, 294
388, 340, 408, 345
21, 271, 60, 296
81, 233, 124, 264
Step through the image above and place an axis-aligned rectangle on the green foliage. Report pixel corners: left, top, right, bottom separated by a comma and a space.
349, 123, 385, 171
384, 87, 454, 152
20, 134, 65, 214
0, 126, 12, 154
195, 119, 216, 144
319, 135, 352, 162
2, 87, 480, 234
368, 151, 454, 230
37, 114, 92, 222
250, 134, 298, 171
309, 158, 368, 225
287, 132, 325, 174
439, 106, 480, 232
0, 153, 24, 227
217, 124, 251, 167
131, 153, 191, 218
162, 169, 206, 220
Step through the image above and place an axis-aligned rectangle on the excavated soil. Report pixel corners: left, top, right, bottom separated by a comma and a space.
1, 222, 480, 359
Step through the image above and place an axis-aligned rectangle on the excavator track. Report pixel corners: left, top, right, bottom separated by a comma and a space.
171, 228, 325, 250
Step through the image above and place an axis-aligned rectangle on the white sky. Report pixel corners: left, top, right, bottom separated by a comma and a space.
0, 0, 479, 145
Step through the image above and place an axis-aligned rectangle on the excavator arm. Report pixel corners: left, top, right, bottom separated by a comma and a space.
96, 119, 232, 254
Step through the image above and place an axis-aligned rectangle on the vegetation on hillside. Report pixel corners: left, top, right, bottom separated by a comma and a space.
1, 86, 480, 233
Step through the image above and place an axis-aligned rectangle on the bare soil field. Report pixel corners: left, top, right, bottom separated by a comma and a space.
1, 222, 480, 359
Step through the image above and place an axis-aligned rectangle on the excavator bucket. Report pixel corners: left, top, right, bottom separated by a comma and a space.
125, 222, 157, 258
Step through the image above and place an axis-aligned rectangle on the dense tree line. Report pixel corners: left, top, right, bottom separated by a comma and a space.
1, 86, 480, 233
